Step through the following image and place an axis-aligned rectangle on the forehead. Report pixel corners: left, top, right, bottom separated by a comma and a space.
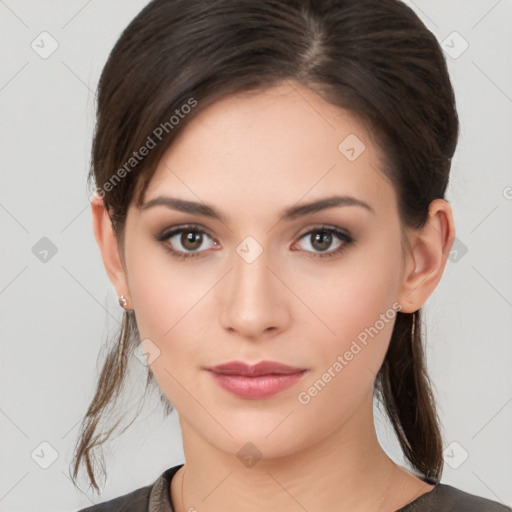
142, 81, 395, 219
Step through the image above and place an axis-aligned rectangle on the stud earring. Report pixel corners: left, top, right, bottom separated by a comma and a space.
118, 294, 131, 310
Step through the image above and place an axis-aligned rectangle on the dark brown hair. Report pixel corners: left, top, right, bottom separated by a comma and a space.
70, 0, 459, 493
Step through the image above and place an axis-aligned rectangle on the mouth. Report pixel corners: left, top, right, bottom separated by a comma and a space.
205, 360, 308, 399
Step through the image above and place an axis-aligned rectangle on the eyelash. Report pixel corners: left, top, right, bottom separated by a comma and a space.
154, 224, 354, 261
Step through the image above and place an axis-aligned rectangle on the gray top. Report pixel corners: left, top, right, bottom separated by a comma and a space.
77, 464, 511, 511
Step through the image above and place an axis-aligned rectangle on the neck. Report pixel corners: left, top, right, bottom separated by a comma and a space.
171, 393, 431, 512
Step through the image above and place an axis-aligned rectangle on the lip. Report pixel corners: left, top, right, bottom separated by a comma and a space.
206, 360, 308, 400
207, 360, 307, 376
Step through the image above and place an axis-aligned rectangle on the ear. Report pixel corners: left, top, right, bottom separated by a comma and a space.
90, 194, 131, 305
397, 198, 456, 313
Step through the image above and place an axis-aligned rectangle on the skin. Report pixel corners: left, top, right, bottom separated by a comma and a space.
91, 80, 455, 512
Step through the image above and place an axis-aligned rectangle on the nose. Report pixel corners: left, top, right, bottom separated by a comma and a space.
219, 242, 291, 341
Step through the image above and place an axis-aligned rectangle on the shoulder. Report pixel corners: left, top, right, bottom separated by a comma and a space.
75, 483, 152, 512
75, 464, 183, 512
403, 483, 511, 511
435, 484, 510, 511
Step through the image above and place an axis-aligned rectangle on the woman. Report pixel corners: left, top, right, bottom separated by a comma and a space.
70, 0, 510, 510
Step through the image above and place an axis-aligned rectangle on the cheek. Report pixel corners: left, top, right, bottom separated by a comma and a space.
294, 240, 402, 401
124, 242, 219, 403
128, 252, 217, 409
127, 239, 216, 341
293, 297, 399, 430
299, 239, 400, 344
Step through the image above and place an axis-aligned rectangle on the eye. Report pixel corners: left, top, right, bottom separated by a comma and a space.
155, 224, 219, 260
292, 226, 354, 259
155, 224, 354, 261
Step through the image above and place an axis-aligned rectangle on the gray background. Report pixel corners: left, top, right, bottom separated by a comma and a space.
1, 1, 511, 510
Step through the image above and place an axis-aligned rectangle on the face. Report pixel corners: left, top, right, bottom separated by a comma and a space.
108, 81, 419, 459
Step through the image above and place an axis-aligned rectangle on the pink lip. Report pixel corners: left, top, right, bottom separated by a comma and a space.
207, 360, 306, 376
206, 360, 308, 399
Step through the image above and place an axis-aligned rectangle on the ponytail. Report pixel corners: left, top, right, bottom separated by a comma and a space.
376, 310, 444, 482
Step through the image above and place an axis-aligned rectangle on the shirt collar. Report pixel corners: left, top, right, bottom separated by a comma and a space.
148, 464, 184, 512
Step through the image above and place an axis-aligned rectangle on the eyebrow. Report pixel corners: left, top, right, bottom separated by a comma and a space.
140, 194, 375, 222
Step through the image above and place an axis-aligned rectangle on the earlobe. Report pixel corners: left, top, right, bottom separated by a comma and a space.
398, 199, 456, 313
90, 195, 130, 300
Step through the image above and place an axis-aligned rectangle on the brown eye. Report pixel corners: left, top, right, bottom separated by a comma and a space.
293, 226, 354, 260
310, 231, 333, 252
181, 230, 203, 251
155, 224, 219, 260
